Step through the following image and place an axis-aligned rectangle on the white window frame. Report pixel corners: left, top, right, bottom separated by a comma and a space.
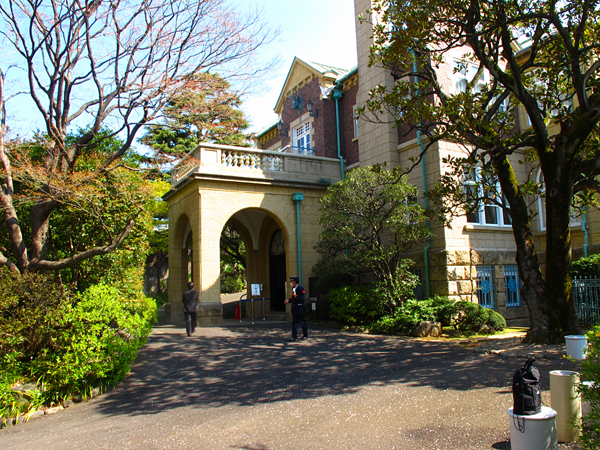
353, 106, 359, 139
465, 167, 511, 227
536, 169, 581, 231
293, 121, 311, 154
453, 60, 487, 95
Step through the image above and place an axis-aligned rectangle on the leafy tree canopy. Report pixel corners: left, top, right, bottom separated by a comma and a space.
315, 165, 430, 311
141, 73, 251, 164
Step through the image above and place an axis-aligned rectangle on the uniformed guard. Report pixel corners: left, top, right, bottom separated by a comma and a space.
284, 276, 308, 341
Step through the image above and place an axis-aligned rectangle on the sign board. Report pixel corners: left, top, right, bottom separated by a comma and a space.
251, 284, 261, 296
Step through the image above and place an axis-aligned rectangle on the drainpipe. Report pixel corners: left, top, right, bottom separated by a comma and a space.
332, 84, 349, 259
332, 86, 345, 181
292, 192, 304, 283
582, 210, 589, 258
413, 51, 431, 299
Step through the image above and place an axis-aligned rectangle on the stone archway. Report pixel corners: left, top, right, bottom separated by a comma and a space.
222, 209, 290, 316
163, 148, 338, 326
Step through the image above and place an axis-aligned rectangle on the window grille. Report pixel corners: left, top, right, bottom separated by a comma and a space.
504, 265, 522, 307
476, 265, 496, 308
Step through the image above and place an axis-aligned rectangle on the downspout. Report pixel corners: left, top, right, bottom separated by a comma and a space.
582, 210, 588, 258
292, 192, 304, 283
413, 51, 431, 299
332, 85, 345, 181
332, 84, 349, 259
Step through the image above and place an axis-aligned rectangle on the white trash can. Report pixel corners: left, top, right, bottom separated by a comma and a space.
565, 335, 587, 360
508, 406, 557, 450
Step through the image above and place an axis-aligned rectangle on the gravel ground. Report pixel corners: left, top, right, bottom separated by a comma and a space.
0, 323, 585, 450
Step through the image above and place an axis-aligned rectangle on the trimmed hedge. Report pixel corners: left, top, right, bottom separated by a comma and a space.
452, 301, 506, 334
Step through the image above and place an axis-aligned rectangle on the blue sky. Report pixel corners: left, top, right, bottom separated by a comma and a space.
238, 0, 358, 133
2, 0, 358, 140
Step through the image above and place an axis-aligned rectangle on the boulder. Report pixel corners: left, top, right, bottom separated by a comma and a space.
409, 321, 442, 337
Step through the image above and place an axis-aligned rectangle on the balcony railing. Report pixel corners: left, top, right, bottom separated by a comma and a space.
279, 145, 315, 156
171, 142, 342, 187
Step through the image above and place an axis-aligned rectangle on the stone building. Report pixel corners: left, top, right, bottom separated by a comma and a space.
162, 0, 599, 327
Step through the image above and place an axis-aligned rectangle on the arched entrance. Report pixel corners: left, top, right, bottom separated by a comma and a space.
269, 229, 286, 311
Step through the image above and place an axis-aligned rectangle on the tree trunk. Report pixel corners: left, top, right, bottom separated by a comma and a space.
494, 156, 570, 344
542, 152, 582, 341
29, 201, 57, 265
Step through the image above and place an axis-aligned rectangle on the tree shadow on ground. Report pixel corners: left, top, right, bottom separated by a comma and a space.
94, 323, 580, 418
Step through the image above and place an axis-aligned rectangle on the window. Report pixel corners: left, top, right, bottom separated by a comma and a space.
411, 268, 425, 300
270, 230, 285, 255
476, 265, 496, 309
465, 168, 511, 226
536, 169, 580, 231
294, 122, 311, 154
504, 265, 522, 307
453, 60, 486, 94
353, 106, 359, 138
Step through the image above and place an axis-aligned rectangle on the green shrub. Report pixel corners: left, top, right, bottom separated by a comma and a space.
368, 314, 409, 334
579, 326, 600, 449
0, 268, 156, 413
315, 273, 355, 295
329, 286, 379, 325
370, 263, 419, 314
0, 269, 71, 373
369, 296, 457, 334
453, 301, 506, 334
485, 309, 507, 332
428, 295, 458, 326
32, 284, 156, 401
571, 254, 600, 278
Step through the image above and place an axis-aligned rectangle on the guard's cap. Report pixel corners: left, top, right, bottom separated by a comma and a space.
289, 277, 299, 282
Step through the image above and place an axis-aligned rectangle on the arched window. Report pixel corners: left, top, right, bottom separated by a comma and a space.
270, 229, 285, 255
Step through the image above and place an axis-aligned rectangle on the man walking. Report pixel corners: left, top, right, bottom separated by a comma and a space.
284, 277, 308, 341
182, 281, 199, 336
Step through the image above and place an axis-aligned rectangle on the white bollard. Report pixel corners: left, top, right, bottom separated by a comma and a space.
550, 370, 582, 442
508, 406, 557, 450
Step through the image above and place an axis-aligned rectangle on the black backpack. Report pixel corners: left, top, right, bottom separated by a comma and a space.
512, 357, 542, 416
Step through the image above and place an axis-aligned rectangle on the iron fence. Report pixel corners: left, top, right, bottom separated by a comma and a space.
573, 277, 600, 324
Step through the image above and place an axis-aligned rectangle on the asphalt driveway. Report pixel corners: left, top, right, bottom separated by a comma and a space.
0, 322, 581, 450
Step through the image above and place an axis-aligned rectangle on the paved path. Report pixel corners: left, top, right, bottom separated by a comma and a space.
0, 323, 580, 449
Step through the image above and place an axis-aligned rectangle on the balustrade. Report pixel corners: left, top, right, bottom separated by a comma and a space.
170, 143, 340, 187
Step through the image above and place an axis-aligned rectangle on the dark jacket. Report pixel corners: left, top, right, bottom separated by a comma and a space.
182, 289, 199, 313
290, 284, 306, 314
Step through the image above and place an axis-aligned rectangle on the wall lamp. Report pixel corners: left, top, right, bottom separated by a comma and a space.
306, 100, 318, 118
277, 120, 288, 136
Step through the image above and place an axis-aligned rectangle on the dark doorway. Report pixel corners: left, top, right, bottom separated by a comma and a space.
269, 230, 286, 311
